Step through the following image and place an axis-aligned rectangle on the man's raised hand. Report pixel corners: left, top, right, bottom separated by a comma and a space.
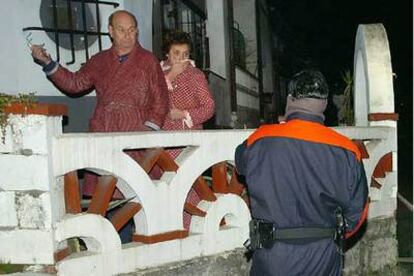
31, 44, 52, 66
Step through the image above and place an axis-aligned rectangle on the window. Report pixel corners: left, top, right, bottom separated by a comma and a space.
161, 0, 208, 69
233, 21, 246, 70
23, 0, 119, 65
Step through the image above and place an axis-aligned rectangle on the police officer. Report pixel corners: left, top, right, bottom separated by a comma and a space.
235, 69, 368, 275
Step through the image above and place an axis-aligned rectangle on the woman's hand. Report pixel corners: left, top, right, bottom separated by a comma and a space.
168, 107, 186, 120
166, 60, 190, 82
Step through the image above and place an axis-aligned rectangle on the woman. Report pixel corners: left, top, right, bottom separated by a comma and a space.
161, 31, 215, 132
161, 30, 215, 229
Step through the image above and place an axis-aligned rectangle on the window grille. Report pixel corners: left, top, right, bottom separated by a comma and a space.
23, 0, 119, 65
161, 0, 209, 69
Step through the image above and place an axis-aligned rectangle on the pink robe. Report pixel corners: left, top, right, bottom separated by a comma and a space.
161, 62, 215, 229
162, 65, 215, 132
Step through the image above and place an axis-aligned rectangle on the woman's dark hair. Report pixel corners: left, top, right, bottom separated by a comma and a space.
162, 30, 192, 55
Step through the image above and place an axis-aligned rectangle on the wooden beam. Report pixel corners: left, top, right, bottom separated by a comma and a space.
87, 176, 117, 216
184, 203, 206, 217
212, 162, 229, 193
64, 171, 82, 214
133, 230, 188, 244
110, 202, 142, 232
193, 176, 217, 202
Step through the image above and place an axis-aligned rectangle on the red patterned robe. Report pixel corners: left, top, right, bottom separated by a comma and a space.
50, 43, 169, 132
49, 43, 169, 196
161, 61, 215, 229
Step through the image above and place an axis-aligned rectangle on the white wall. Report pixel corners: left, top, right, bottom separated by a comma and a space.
124, 0, 153, 51
205, 0, 227, 77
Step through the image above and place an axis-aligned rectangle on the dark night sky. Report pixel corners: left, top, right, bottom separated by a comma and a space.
267, 0, 412, 192
268, 0, 412, 94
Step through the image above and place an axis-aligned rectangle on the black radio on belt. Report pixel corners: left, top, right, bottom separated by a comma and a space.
245, 219, 275, 251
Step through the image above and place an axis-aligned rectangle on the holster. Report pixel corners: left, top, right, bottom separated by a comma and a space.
333, 207, 347, 255
244, 219, 275, 251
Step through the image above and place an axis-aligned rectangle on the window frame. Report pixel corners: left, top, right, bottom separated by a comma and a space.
160, 0, 209, 69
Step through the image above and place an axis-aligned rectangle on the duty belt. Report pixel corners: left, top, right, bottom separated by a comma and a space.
244, 219, 338, 252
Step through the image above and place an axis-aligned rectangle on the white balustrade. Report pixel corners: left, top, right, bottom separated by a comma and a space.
0, 119, 397, 275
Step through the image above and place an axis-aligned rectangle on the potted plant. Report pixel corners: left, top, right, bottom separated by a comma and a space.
340, 70, 354, 126
0, 92, 37, 143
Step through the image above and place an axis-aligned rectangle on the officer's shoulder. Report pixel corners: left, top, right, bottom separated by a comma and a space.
247, 124, 281, 145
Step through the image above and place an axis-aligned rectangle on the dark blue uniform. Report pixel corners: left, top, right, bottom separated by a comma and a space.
235, 113, 368, 276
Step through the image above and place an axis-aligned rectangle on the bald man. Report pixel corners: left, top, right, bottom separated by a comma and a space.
31, 10, 168, 133
31, 9, 169, 182
31, 11, 169, 240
